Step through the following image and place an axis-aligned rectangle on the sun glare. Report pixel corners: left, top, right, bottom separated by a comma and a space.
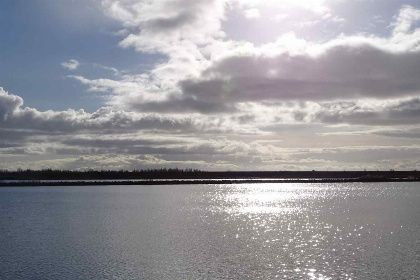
225, 183, 311, 215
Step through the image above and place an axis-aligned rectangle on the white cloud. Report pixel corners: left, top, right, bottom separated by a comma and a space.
391, 5, 420, 35
176, 6, 420, 110
4, 2, 420, 170
61, 59, 80, 70
96, 64, 123, 76
0, 87, 208, 134
81, 4, 420, 114
244, 8, 260, 19
0, 87, 23, 121
274, 14, 289, 21
97, 0, 231, 113
232, 0, 330, 16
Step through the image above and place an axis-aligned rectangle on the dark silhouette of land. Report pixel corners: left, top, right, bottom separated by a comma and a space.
0, 169, 419, 186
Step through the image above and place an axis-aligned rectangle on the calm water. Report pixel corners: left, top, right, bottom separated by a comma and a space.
1, 183, 419, 280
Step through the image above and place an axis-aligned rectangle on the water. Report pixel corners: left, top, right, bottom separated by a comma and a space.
1, 183, 419, 279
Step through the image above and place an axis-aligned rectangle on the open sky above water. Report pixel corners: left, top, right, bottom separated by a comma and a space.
1, 1, 420, 171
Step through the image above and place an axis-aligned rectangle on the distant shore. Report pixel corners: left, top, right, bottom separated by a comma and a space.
1, 177, 420, 187
1, 170, 420, 186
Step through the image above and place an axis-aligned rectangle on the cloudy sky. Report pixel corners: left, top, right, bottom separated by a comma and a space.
1, 0, 420, 171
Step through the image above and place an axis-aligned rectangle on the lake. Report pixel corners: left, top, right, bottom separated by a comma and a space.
1, 183, 419, 279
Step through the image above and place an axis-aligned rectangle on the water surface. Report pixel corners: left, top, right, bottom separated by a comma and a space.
1, 183, 419, 279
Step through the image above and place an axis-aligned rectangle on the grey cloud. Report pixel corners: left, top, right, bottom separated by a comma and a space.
0, 129, 34, 141
4, 136, 268, 171
129, 97, 236, 114
55, 139, 252, 157
231, 114, 255, 124
314, 98, 420, 125
375, 128, 420, 139
55, 145, 420, 171
293, 146, 420, 164
260, 124, 325, 133
181, 44, 420, 105
145, 10, 196, 32
0, 91, 203, 134
62, 137, 183, 148
58, 154, 240, 172
0, 87, 232, 157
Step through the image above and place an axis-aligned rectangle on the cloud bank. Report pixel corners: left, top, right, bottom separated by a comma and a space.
2, 2, 420, 171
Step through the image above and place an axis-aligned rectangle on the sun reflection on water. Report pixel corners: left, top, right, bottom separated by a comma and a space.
207, 183, 358, 279
223, 183, 314, 215
192, 182, 418, 279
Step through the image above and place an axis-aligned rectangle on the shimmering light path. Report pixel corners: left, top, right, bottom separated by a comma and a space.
1, 183, 419, 279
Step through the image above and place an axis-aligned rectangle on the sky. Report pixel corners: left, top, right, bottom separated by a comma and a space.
1, 0, 420, 171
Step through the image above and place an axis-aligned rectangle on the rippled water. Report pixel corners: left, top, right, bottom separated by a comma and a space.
1, 183, 419, 279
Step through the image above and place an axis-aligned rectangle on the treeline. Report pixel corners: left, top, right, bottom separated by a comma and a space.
0, 168, 204, 180
0, 169, 420, 180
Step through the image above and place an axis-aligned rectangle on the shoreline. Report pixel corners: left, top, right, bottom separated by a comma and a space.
1, 178, 420, 187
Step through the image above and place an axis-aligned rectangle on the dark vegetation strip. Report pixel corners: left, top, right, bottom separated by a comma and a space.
1, 178, 420, 187
1, 168, 420, 181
